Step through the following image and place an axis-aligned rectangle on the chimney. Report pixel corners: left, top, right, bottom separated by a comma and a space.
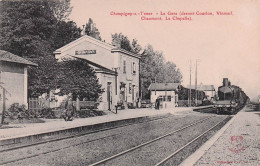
82, 25, 86, 35
223, 78, 229, 87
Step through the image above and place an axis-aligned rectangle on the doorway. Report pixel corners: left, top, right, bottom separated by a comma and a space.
107, 82, 112, 110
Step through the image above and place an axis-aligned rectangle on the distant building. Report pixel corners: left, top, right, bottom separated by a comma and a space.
0, 50, 37, 111
54, 35, 140, 110
187, 83, 215, 99
148, 83, 181, 108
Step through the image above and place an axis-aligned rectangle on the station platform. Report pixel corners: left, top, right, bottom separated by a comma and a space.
0, 107, 197, 143
181, 105, 260, 166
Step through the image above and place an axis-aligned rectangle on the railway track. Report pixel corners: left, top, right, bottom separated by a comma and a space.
155, 116, 230, 166
0, 114, 185, 165
0, 114, 170, 152
89, 115, 231, 166
0, 109, 225, 166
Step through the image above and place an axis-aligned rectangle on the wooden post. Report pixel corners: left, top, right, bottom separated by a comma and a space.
76, 98, 80, 111
1, 88, 6, 124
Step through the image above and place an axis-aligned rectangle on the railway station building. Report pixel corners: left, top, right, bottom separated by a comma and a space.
148, 83, 181, 109
53, 35, 140, 111
0, 50, 37, 112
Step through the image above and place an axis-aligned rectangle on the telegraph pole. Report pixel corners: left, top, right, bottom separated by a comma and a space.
189, 60, 192, 107
195, 60, 198, 106
155, 77, 157, 95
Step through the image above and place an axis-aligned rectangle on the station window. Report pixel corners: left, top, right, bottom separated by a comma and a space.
129, 83, 132, 94
132, 62, 136, 74
123, 60, 126, 73
167, 96, 171, 101
162, 96, 166, 101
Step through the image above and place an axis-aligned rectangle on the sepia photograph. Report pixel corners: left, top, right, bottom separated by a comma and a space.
0, 0, 259, 165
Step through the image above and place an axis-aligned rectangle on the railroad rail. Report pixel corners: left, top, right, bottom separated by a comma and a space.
0, 114, 170, 152
89, 116, 214, 166
89, 115, 230, 166
0, 114, 174, 165
0, 115, 214, 165
0, 107, 224, 165
155, 116, 230, 165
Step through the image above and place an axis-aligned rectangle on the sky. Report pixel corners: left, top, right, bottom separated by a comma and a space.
69, 0, 260, 101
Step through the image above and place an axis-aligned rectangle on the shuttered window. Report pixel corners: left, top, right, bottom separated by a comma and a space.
123, 60, 126, 73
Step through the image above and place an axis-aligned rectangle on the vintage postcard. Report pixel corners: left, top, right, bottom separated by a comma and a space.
0, 0, 259, 165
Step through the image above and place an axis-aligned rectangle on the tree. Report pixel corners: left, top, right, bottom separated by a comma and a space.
131, 39, 142, 54
140, 44, 183, 99
85, 18, 102, 40
53, 20, 81, 49
111, 33, 132, 51
58, 59, 103, 101
48, 0, 72, 23
111, 33, 142, 54
140, 45, 164, 99
0, 0, 80, 58
27, 55, 60, 97
0, 0, 56, 57
163, 62, 182, 83
28, 56, 102, 101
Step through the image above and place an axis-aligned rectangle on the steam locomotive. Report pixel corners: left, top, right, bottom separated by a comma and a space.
214, 78, 248, 114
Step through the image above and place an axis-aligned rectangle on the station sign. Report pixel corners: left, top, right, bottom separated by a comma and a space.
75, 50, 96, 55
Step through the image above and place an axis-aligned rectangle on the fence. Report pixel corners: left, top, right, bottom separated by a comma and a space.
177, 100, 202, 107
28, 98, 98, 112
28, 98, 43, 114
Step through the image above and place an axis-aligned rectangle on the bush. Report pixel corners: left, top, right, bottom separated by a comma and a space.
75, 110, 105, 118
38, 108, 64, 119
127, 103, 136, 109
38, 107, 106, 119
5, 103, 36, 120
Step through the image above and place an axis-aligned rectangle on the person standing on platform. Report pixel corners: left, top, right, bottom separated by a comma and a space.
64, 95, 75, 121
157, 97, 160, 110
155, 97, 160, 110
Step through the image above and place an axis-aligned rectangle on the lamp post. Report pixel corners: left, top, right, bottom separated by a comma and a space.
195, 59, 200, 106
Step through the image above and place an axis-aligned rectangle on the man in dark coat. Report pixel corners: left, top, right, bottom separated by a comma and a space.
157, 97, 160, 110
155, 97, 160, 110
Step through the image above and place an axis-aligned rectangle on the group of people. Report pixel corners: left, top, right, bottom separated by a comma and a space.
62, 96, 162, 120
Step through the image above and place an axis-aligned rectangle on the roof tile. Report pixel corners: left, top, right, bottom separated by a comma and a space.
148, 83, 180, 91
0, 50, 37, 66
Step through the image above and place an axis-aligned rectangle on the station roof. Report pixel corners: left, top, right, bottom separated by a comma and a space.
71, 55, 117, 76
148, 83, 181, 91
53, 35, 141, 59
186, 84, 215, 91
0, 50, 37, 66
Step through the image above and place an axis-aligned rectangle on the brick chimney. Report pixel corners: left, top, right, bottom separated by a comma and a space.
223, 78, 229, 87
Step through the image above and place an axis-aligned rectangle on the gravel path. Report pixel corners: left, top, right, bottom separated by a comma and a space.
195, 107, 260, 166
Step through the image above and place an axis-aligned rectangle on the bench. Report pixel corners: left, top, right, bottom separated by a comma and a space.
79, 101, 98, 110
